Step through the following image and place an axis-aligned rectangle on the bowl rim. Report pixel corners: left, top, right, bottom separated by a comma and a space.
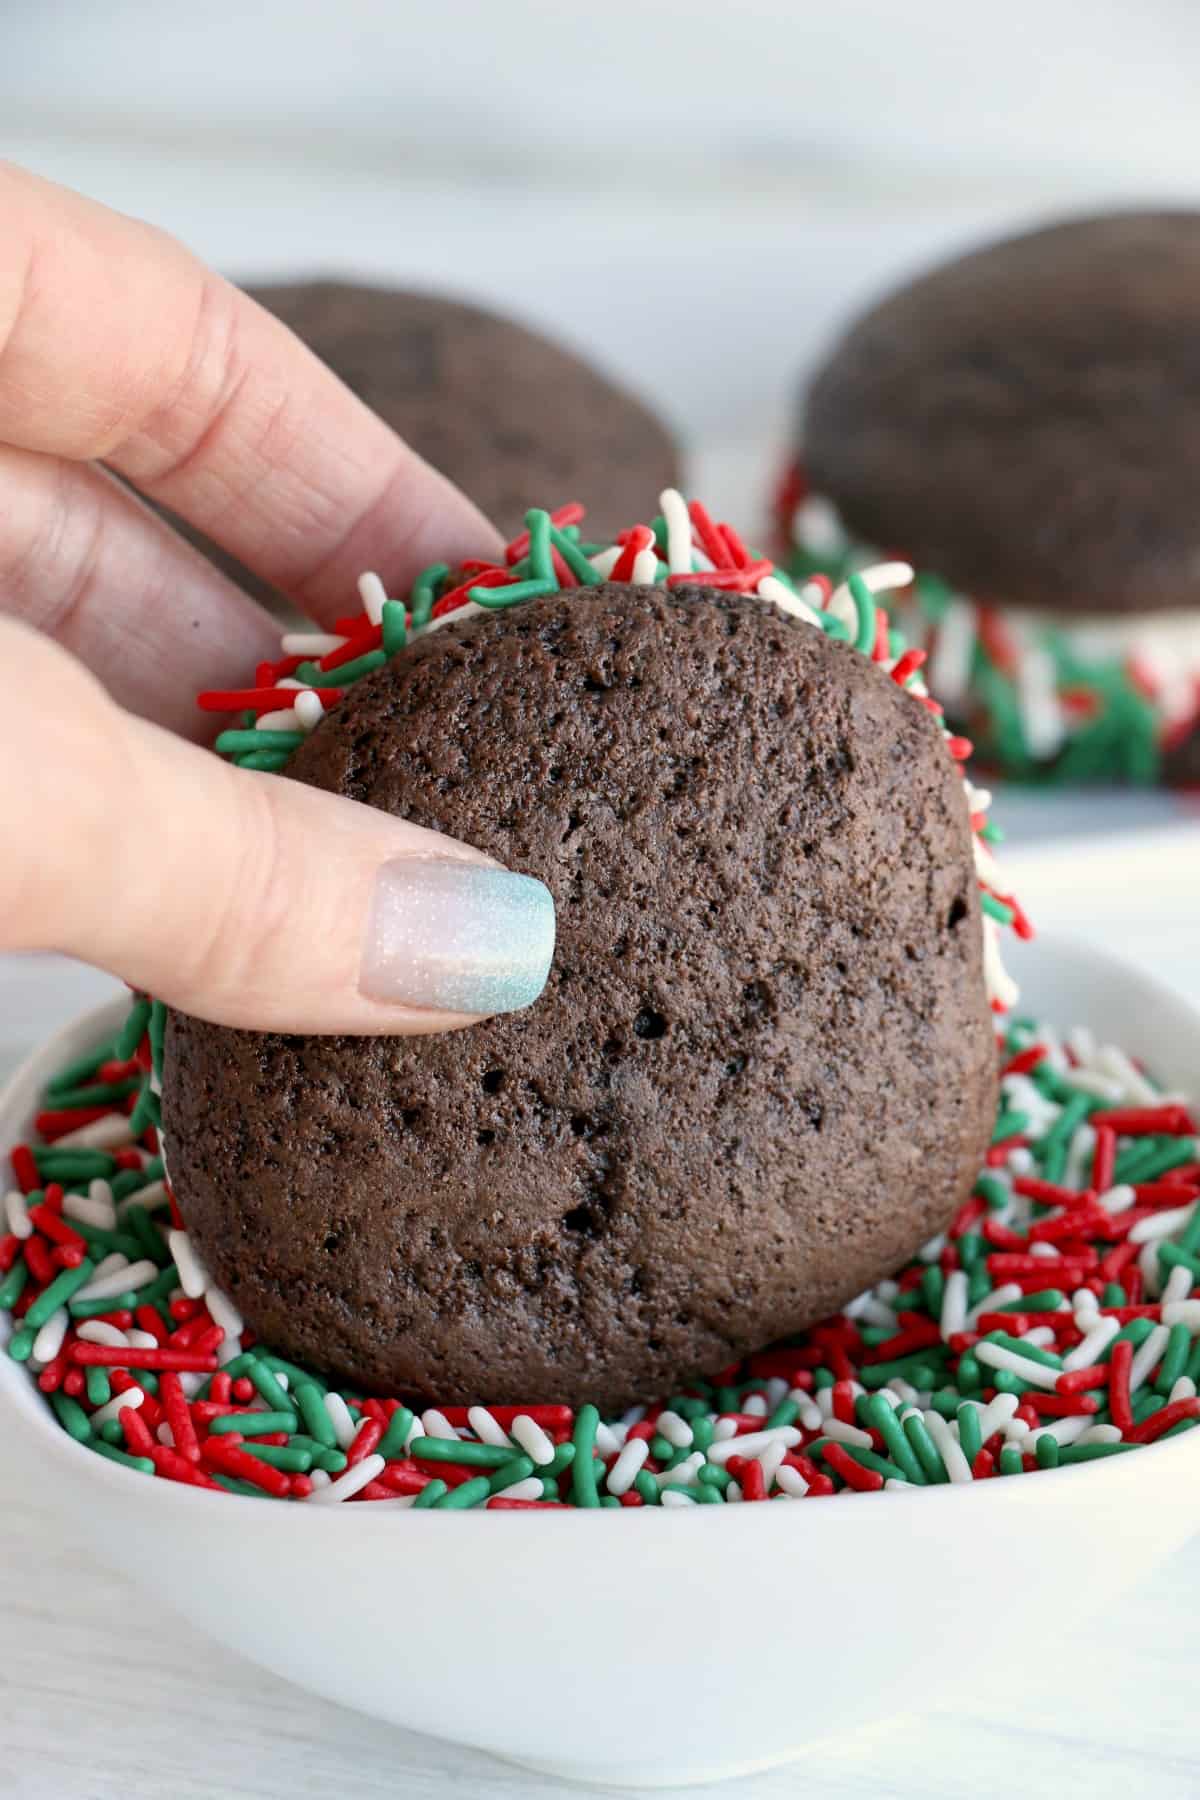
3, 934, 1199, 1532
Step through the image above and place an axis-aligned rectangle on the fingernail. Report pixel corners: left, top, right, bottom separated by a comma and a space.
361, 858, 556, 1014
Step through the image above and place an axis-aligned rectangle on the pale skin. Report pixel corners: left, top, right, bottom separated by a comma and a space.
0, 162, 518, 1034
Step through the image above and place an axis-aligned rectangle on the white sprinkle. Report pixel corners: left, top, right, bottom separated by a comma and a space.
706, 1427, 802, 1465
821, 1418, 873, 1449
742, 1393, 769, 1418
204, 1286, 243, 1340
656, 1453, 705, 1492
89, 1386, 144, 1429
178, 1371, 205, 1399
1064, 1070, 1124, 1103
794, 494, 848, 558
1130, 1202, 1199, 1244
74, 1259, 158, 1302
1129, 1323, 1171, 1393
1029, 1413, 1093, 1448
62, 1189, 118, 1231
1016, 644, 1066, 760
1163, 1265, 1195, 1304
631, 545, 659, 585
324, 1392, 358, 1451
416, 600, 487, 638
1098, 1184, 1136, 1215
1097, 1046, 1159, 1107
1162, 1299, 1200, 1332
167, 1230, 209, 1300
758, 574, 823, 628
1078, 1423, 1124, 1445
157, 1423, 175, 1447
31, 1307, 69, 1366
1170, 1376, 1198, 1404
589, 546, 623, 579
918, 1233, 947, 1264
491, 1477, 544, 1503
724, 1481, 743, 1503
467, 1406, 511, 1449
658, 488, 693, 577
256, 706, 302, 732
661, 1489, 697, 1508
358, 1495, 418, 1510
976, 1391, 1022, 1443
597, 1421, 626, 1455
887, 1378, 921, 1405
419, 1407, 459, 1441
510, 1414, 556, 1466
4, 1190, 32, 1239
1062, 1316, 1121, 1370
928, 598, 976, 708
1020, 1327, 1057, 1350
656, 1410, 694, 1449
280, 631, 347, 657
306, 1453, 385, 1504
975, 1342, 1061, 1390
965, 1282, 1022, 1331
126, 1329, 161, 1351
776, 1463, 810, 1498
815, 1386, 836, 1419
795, 1395, 824, 1433
118, 1179, 168, 1216
77, 1320, 129, 1347
605, 1436, 650, 1496
216, 1331, 241, 1368
308, 1468, 332, 1491
711, 1417, 739, 1442
52, 1112, 134, 1151
293, 690, 325, 732
357, 571, 388, 626
757, 1440, 788, 1490
884, 1478, 915, 1491
924, 1410, 973, 1483
1007, 1146, 1036, 1176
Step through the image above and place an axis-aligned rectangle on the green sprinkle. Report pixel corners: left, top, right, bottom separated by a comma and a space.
470, 577, 555, 609
69, 1290, 138, 1319
381, 599, 408, 657
820, 613, 852, 644
865, 1396, 928, 1484
410, 562, 450, 629
45, 1045, 118, 1099
902, 1412, 948, 1484
115, 999, 151, 1062
7, 1326, 35, 1363
991, 1110, 1030, 1145
33, 1149, 117, 1180
998, 1443, 1025, 1476
409, 1436, 517, 1468
956, 1403, 983, 1465
288, 1437, 347, 1474
212, 1475, 269, 1498
571, 1404, 600, 1508
49, 1392, 92, 1441
435, 1476, 491, 1509
982, 1332, 1062, 1370
210, 1410, 297, 1437
46, 1078, 140, 1111
0, 1260, 27, 1311
549, 525, 603, 585
89, 1440, 154, 1476
524, 510, 557, 586
634, 1470, 660, 1505
375, 1407, 415, 1460
410, 1479, 449, 1509
974, 1172, 1011, 1210
244, 1358, 293, 1414
981, 893, 1016, 927
238, 1443, 313, 1473
846, 573, 877, 655
1035, 1434, 1060, 1469
122, 1205, 171, 1268
1057, 1440, 1137, 1464
86, 1366, 111, 1407
294, 1383, 337, 1449
214, 728, 306, 755
765, 1397, 799, 1431
25, 1256, 96, 1329
487, 1455, 535, 1495
233, 750, 292, 772
1157, 1323, 1193, 1395
127, 1085, 160, 1138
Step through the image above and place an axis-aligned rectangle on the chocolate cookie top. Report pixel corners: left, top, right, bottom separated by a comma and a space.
165, 491, 1012, 1410
155, 282, 680, 605
805, 212, 1200, 616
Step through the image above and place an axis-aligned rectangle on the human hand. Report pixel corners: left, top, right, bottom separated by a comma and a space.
0, 163, 555, 1032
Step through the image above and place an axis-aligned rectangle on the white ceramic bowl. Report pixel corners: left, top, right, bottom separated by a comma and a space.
3, 935, 1200, 1789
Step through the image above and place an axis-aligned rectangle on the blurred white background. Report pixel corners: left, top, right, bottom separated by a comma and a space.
8, 0, 1200, 450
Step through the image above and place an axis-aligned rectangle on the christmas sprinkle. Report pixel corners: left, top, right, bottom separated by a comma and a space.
197, 491, 1026, 1008
776, 461, 1200, 786
5, 994, 1200, 1504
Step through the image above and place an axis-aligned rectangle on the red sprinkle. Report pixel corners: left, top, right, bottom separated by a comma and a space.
69, 1345, 219, 1373
821, 1443, 883, 1493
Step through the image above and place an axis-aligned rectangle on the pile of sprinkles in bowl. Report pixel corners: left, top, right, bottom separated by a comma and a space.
775, 461, 1200, 785
195, 490, 1028, 1010
3, 1005, 1200, 1504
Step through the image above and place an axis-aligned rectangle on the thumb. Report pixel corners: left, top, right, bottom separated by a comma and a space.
0, 619, 555, 1032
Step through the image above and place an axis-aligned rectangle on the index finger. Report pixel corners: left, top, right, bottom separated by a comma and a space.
0, 162, 500, 623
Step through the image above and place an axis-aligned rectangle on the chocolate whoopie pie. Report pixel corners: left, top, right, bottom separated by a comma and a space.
165, 564, 998, 1410
153, 282, 681, 604
786, 212, 1200, 784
